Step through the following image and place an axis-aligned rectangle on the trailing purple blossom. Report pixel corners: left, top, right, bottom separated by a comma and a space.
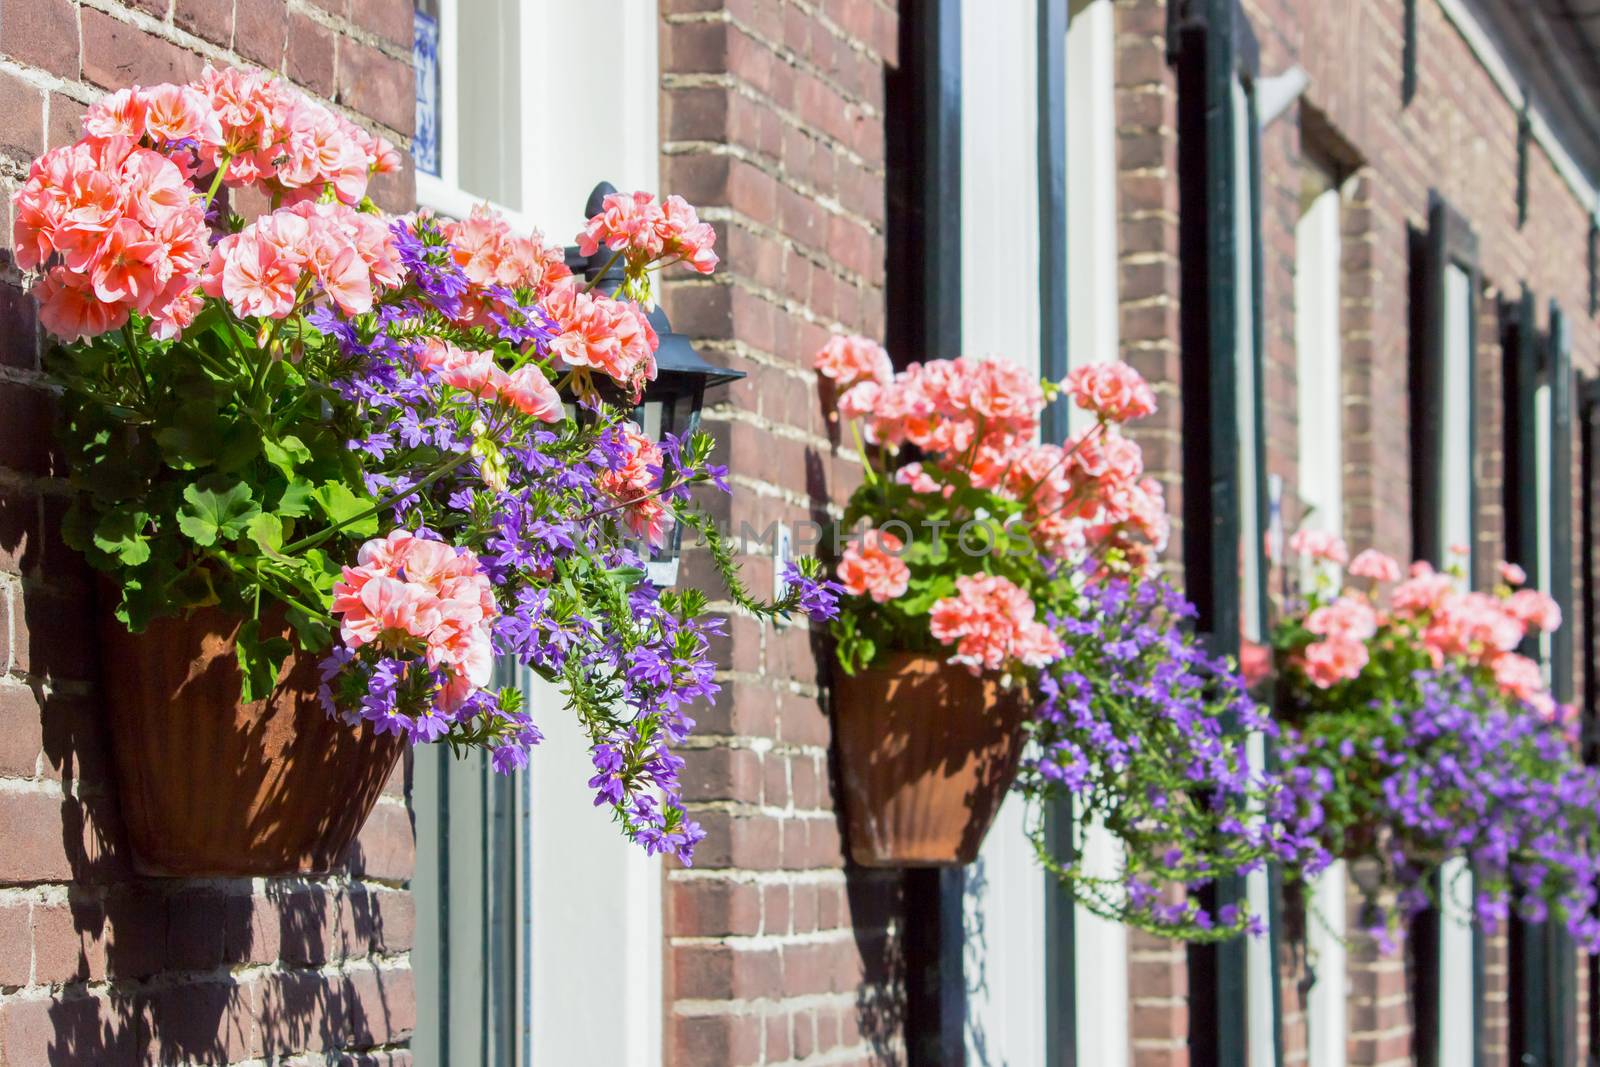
1019, 568, 1320, 941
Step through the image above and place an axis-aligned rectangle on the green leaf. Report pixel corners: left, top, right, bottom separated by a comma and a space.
177, 477, 261, 547
234, 619, 291, 703
264, 435, 312, 479
245, 512, 286, 554
91, 508, 152, 566
310, 482, 379, 539
277, 479, 315, 518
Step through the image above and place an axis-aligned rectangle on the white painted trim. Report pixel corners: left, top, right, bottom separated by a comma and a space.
1294, 183, 1343, 546
1062, 7, 1131, 1062
1295, 177, 1348, 1067
1433, 0, 1600, 216
1307, 863, 1348, 1067
959, 2, 1049, 1062
412, 5, 666, 1063
1436, 263, 1476, 1064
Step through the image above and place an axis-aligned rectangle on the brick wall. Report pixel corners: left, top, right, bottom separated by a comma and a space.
0, 2, 417, 1063
657, 0, 905, 1063
1108, 0, 1600, 1062
1241, 0, 1598, 1062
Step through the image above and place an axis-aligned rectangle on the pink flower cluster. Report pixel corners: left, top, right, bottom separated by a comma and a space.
837, 529, 911, 603
331, 530, 497, 717
203, 200, 402, 319
815, 334, 892, 391
16, 138, 209, 340
1007, 428, 1170, 566
577, 191, 718, 274
816, 341, 1170, 571
414, 339, 563, 421
928, 574, 1063, 676
1288, 529, 1349, 566
544, 284, 660, 399
598, 424, 670, 547
440, 204, 573, 328
86, 67, 397, 204
1289, 544, 1565, 718
1063, 361, 1157, 423
15, 70, 400, 341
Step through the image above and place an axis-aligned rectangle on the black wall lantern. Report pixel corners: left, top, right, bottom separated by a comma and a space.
563, 181, 744, 585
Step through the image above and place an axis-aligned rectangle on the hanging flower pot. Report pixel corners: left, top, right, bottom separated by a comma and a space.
99, 605, 404, 877
832, 652, 1028, 867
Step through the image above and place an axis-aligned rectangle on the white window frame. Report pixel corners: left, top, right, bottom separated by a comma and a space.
409, 5, 666, 1065
415, 1, 660, 235
959, 2, 1049, 1062
1063, 3, 1130, 1065
1294, 171, 1348, 1067
1436, 261, 1476, 1067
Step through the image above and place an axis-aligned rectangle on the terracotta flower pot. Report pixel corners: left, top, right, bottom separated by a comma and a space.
98, 605, 404, 877
831, 652, 1028, 867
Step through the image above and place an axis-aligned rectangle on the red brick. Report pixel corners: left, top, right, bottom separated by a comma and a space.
0, 903, 30, 986
352, 0, 413, 49
0, 0, 79, 79
276, 886, 343, 965
669, 877, 761, 937
673, 1013, 762, 1066
0, 383, 54, 480
164, 891, 227, 971
680, 746, 762, 802
347, 802, 415, 883
0, 684, 42, 778
0, 788, 74, 884
233, 0, 288, 67
81, 9, 204, 89
30, 901, 91, 985
0, 71, 44, 168
221, 892, 280, 965
47, 94, 88, 150
259, 968, 345, 1055
285, 12, 336, 98
336, 38, 414, 135
0, 991, 138, 1066
135, 978, 260, 1064
673, 943, 781, 1000
344, 965, 415, 1046
173, 0, 232, 46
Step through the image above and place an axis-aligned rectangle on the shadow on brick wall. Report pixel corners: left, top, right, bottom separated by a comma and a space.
0, 414, 410, 1062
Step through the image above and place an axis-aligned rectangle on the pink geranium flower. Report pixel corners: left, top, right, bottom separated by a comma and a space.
836, 529, 911, 604
1301, 638, 1369, 688
929, 573, 1063, 675
1306, 593, 1379, 643
1063, 361, 1157, 423
504, 366, 565, 422
814, 334, 892, 390
1349, 549, 1402, 583
1288, 528, 1349, 566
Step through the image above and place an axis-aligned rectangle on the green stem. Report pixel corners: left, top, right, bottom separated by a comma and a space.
281, 450, 475, 556
203, 155, 233, 209
121, 322, 152, 403
581, 248, 626, 294
848, 419, 879, 488
1018, 417, 1111, 508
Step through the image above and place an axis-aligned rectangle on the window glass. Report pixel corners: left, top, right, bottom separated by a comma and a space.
456, 0, 522, 208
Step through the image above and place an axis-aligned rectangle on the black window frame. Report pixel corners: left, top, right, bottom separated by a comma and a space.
1407, 190, 1485, 1067
886, 2, 967, 1062
1171, 0, 1280, 1063
1503, 296, 1578, 1067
